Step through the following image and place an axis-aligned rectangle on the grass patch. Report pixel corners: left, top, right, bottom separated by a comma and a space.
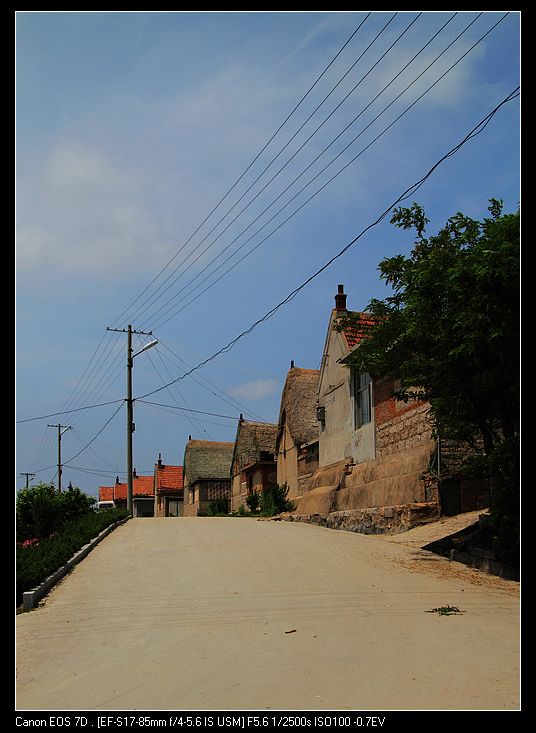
425, 605, 465, 616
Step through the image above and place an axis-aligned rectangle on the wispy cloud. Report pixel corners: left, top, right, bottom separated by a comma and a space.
16, 143, 172, 278
229, 379, 279, 400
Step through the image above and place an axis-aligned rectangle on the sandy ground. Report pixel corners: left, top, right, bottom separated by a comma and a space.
16, 517, 520, 711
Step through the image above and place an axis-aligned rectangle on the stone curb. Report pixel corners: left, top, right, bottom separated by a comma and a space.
21, 516, 130, 611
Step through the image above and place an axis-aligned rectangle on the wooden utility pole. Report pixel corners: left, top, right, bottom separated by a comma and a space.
20, 472, 35, 489
106, 325, 156, 514
47, 424, 71, 492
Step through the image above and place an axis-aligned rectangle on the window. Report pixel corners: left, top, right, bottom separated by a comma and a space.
353, 371, 372, 429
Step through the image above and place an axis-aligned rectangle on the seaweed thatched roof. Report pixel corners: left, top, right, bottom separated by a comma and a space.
231, 420, 278, 475
183, 440, 235, 485
277, 367, 319, 448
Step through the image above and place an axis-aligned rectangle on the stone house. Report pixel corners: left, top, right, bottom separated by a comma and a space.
98, 471, 155, 517
230, 418, 278, 512
182, 439, 234, 517
275, 363, 320, 500
153, 455, 184, 517
294, 285, 488, 530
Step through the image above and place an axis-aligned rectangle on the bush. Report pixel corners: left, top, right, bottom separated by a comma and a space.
259, 483, 295, 516
245, 490, 260, 513
16, 508, 128, 607
237, 504, 247, 517
207, 497, 229, 516
16, 483, 96, 542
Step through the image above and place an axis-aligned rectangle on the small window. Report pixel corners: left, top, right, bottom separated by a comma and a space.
353, 371, 372, 429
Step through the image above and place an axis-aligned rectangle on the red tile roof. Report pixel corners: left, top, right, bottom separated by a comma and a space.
99, 476, 154, 502
99, 486, 114, 502
155, 464, 184, 493
340, 312, 379, 350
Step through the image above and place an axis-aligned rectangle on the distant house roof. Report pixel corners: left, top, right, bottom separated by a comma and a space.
99, 486, 114, 502
231, 420, 278, 476
183, 440, 235, 485
277, 367, 319, 448
99, 475, 154, 502
154, 463, 184, 494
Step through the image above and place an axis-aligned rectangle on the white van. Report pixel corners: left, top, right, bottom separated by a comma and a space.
97, 500, 116, 511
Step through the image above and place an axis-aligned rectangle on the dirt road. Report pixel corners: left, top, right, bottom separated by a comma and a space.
16, 517, 519, 711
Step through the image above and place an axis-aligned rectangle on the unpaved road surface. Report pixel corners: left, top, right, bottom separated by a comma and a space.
16, 517, 519, 711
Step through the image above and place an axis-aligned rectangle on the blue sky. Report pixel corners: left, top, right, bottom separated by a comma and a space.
16, 11, 520, 498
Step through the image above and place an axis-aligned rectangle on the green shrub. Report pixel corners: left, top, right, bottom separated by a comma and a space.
259, 483, 295, 516
237, 504, 247, 517
16, 508, 128, 607
245, 490, 260, 513
16, 483, 97, 542
207, 497, 229, 516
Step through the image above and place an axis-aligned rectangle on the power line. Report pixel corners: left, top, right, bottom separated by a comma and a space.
136, 399, 239, 420
62, 402, 125, 467
131, 13, 401, 330
16, 398, 125, 424
135, 85, 519, 401
157, 338, 269, 423
149, 12, 503, 329
139, 336, 213, 440
109, 15, 371, 330
143, 11, 467, 329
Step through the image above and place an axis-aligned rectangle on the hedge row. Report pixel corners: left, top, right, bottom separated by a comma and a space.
16, 508, 129, 607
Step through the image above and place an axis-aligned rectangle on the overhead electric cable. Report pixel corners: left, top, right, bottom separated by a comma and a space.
130, 14, 404, 330
136, 400, 239, 420
135, 85, 519, 401
109, 15, 371, 329
158, 339, 269, 422
143, 11, 468, 329
137, 12, 422, 329
149, 12, 503, 329
17, 398, 125, 424
62, 402, 125, 467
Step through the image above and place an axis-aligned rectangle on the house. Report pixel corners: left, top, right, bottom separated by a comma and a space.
230, 417, 278, 512
294, 285, 488, 529
275, 363, 320, 500
98, 471, 155, 517
182, 439, 234, 516
153, 454, 184, 517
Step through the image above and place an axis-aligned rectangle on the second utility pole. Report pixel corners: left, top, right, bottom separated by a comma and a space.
47, 424, 71, 493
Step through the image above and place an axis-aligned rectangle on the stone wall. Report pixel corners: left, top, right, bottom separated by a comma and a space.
286, 502, 439, 535
375, 403, 433, 458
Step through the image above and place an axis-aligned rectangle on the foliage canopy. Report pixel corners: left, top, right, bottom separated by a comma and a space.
337, 200, 519, 561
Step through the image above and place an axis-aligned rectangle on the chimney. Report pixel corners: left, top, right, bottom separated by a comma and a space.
189, 435, 192, 441
116, 476, 120, 485
335, 284, 347, 312
157, 453, 163, 468
290, 360, 295, 369
133, 468, 137, 479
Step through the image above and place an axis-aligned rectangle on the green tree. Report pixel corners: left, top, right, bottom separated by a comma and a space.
337, 200, 519, 562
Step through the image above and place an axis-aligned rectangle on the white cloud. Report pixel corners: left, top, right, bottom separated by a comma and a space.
16, 143, 173, 278
229, 379, 279, 401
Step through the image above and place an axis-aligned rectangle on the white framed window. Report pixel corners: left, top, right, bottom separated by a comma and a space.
353, 371, 372, 429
